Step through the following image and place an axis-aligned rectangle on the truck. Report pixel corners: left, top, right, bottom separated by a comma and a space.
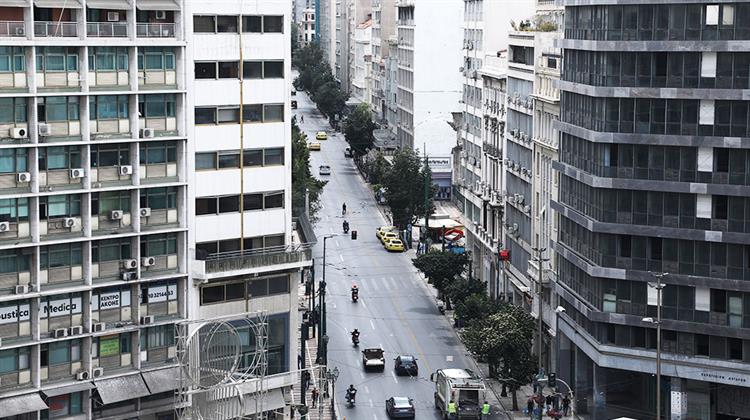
430, 368, 486, 419
362, 348, 385, 371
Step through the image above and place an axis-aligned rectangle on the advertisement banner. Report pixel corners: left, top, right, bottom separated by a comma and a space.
147, 285, 175, 303
0, 304, 30, 324
41, 296, 82, 318
99, 336, 120, 357
98, 292, 121, 310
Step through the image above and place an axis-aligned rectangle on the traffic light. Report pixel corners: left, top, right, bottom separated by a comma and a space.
351, 230, 357, 240
548, 372, 557, 388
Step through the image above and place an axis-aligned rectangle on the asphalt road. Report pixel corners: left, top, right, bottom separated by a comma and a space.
293, 87, 501, 420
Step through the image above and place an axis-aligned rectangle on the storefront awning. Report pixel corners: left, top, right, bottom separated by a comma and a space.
3, 1, 31, 7
243, 388, 286, 415
86, 0, 131, 9
34, 0, 83, 8
135, 0, 180, 10
95, 374, 151, 404
1, 393, 48, 417
142, 366, 181, 395
42, 381, 95, 397
413, 218, 464, 229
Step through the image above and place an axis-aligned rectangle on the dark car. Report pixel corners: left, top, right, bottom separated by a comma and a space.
394, 355, 418, 376
291, 100, 298, 109
385, 397, 415, 418
344, 147, 353, 157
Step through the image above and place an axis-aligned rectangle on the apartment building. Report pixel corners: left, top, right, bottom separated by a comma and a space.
395, 0, 461, 195
318, 0, 336, 69
350, 17, 371, 103
453, 0, 533, 300
369, 0, 394, 122
300, 7, 315, 47
333, 0, 347, 89
0, 1, 187, 418
556, 2, 750, 418
189, 1, 310, 418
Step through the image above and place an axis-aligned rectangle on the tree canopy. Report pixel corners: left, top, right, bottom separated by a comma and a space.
382, 148, 436, 229
343, 103, 376, 156
293, 43, 349, 122
412, 250, 470, 308
292, 120, 327, 220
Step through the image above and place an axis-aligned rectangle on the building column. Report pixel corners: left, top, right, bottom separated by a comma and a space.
574, 347, 592, 416
670, 377, 688, 420
592, 364, 607, 420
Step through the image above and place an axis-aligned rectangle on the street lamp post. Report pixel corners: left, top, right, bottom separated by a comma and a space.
318, 234, 347, 365
531, 247, 549, 373
554, 306, 565, 375
643, 274, 667, 420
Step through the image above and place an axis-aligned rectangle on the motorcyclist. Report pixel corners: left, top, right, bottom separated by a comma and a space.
346, 384, 357, 403
343, 220, 349, 233
351, 328, 360, 343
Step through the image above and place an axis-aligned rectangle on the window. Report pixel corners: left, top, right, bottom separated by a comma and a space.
218, 107, 240, 123
39, 194, 81, 219
219, 195, 239, 213
218, 61, 239, 78
91, 287, 131, 311
138, 48, 175, 71
242, 15, 263, 33
140, 281, 177, 304
264, 104, 284, 122
248, 276, 289, 297
42, 339, 81, 366
139, 141, 176, 165
89, 47, 128, 71
38, 97, 79, 122
40, 243, 83, 269
218, 152, 240, 168
0, 249, 30, 274
243, 61, 263, 79
242, 191, 284, 211
92, 191, 130, 216
243, 150, 263, 166
195, 198, 217, 215
140, 325, 175, 350
0, 98, 27, 124
264, 192, 283, 209
195, 153, 216, 170
193, 16, 216, 32
140, 233, 178, 256
201, 282, 245, 304
138, 94, 176, 118
217, 16, 239, 32
195, 62, 217, 79
264, 148, 283, 165
91, 144, 130, 167
89, 95, 129, 120
36, 47, 78, 72
0, 148, 27, 174
140, 187, 177, 210
0, 347, 29, 374
0, 47, 25, 73
92, 239, 131, 263
195, 107, 216, 124
38, 147, 81, 170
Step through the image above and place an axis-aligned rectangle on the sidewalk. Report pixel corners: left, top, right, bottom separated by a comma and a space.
294, 280, 336, 420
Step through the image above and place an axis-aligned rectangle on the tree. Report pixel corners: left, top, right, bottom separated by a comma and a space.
343, 103, 376, 156
382, 148, 435, 229
291, 120, 327, 220
462, 304, 536, 411
453, 293, 501, 326
313, 80, 348, 121
445, 274, 486, 305
412, 250, 470, 309
365, 151, 390, 184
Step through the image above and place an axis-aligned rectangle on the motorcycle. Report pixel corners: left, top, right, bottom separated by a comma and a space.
345, 391, 357, 407
343, 221, 350, 234
351, 332, 360, 347
351, 287, 359, 302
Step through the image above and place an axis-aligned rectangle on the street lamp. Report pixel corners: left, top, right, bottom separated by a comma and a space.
318, 233, 351, 365
554, 306, 565, 374
531, 247, 549, 374
643, 275, 667, 420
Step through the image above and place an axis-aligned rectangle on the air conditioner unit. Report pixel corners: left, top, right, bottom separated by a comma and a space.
155, 10, 167, 20
141, 256, 156, 267
92, 367, 105, 378
15, 26, 24, 36
140, 128, 155, 138
458, 66, 464, 73
518, 195, 525, 204
510, 129, 516, 137
121, 259, 138, 269
107, 12, 119, 21
69, 326, 83, 335
53, 328, 68, 338
63, 217, 77, 228
38, 123, 51, 137
140, 207, 151, 217
76, 370, 90, 381
141, 315, 155, 325
513, 223, 519, 232
69, 168, 84, 179
110, 210, 123, 220
93, 322, 106, 332
14, 284, 28, 294
16, 172, 30, 183
10, 127, 27, 139
519, 131, 525, 139
0, 221, 10, 232
118, 165, 132, 176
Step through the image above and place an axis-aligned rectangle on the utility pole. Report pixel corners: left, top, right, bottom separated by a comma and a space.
531, 247, 549, 373
424, 144, 429, 233
644, 275, 667, 420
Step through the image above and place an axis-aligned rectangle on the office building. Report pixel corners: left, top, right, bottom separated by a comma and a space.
369, 0, 394, 122
556, 2, 750, 418
350, 16, 371, 103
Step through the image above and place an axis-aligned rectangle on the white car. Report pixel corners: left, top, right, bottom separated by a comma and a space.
319, 165, 331, 175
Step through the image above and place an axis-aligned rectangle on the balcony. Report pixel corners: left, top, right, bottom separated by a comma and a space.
87, 21, 128, 37
193, 244, 313, 280
35, 21, 78, 37
136, 22, 174, 38
0, 21, 25, 37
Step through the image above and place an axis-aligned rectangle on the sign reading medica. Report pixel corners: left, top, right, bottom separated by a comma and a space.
0, 304, 31, 324
427, 157, 452, 173
40, 297, 82, 318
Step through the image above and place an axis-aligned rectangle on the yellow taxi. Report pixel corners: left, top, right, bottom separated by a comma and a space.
308, 142, 321, 151
315, 131, 328, 140
380, 231, 399, 244
376, 225, 397, 241
384, 238, 405, 252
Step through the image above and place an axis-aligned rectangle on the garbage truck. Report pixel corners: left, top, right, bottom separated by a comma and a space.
430, 368, 486, 419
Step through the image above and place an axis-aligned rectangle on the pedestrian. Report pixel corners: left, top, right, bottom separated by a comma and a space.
545, 394, 553, 409
562, 395, 570, 416
302, 371, 311, 391
481, 401, 490, 419
447, 400, 457, 419
300, 115, 304, 123
297, 354, 302, 369
310, 387, 319, 407
527, 397, 534, 418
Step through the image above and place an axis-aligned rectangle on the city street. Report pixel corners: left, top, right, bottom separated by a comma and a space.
294, 90, 504, 420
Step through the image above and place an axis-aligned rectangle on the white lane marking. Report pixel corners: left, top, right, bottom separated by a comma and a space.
361, 299, 367, 309
390, 370, 398, 384
370, 319, 376, 330
373, 415, 378, 420
335, 240, 340, 247
339, 254, 344, 262
369, 399, 374, 408
342, 326, 349, 334
364, 385, 370, 394
360, 372, 365, 379
446, 355, 454, 362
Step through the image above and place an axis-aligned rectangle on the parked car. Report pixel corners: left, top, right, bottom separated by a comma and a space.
291, 100, 298, 109
384, 238, 405, 252
319, 165, 331, 175
394, 355, 418, 376
376, 226, 397, 241
344, 147, 353, 157
385, 397, 415, 418
380, 231, 399, 244
316, 131, 328, 140
309, 142, 321, 151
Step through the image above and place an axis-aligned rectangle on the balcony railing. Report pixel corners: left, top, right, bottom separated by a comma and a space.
87, 22, 128, 37
35, 21, 77, 37
202, 244, 313, 275
0, 21, 25, 37
136, 22, 175, 38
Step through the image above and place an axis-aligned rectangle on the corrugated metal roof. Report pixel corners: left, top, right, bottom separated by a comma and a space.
1, 393, 48, 417
95, 374, 150, 404
142, 366, 181, 395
